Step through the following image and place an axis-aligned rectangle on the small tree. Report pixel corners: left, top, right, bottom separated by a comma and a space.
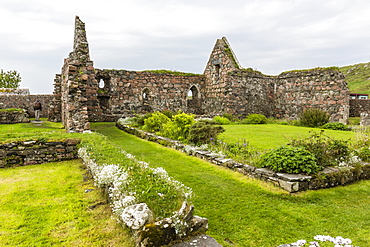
0, 70, 21, 88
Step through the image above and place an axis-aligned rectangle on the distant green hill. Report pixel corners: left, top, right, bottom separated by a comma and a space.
340, 62, 370, 94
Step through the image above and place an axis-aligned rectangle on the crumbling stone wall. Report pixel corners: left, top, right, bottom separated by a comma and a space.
0, 110, 29, 124
0, 94, 53, 118
0, 139, 80, 168
275, 70, 349, 123
55, 16, 100, 132
93, 69, 205, 119
202, 37, 349, 121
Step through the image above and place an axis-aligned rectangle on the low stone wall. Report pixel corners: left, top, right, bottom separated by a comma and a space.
0, 110, 30, 124
117, 123, 370, 193
0, 94, 54, 119
0, 139, 80, 168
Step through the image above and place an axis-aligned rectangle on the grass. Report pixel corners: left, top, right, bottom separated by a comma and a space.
91, 123, 370, 247
217, 124, 355, 150
340, 62, 370, 94
0, 160, 133, 246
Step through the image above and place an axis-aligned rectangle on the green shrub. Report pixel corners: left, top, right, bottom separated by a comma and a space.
222, 113, 239, 122
299, 108, 329, 127
143, 112, 170, 132
131, 113, 153, 127
160, 113, 195, 141
188, 120, 225, 145
322, 122, 351, 131
260, 146, 319, 174
290, 131, 351, 168
213, 116, 231, 125
242, 114, 267, 124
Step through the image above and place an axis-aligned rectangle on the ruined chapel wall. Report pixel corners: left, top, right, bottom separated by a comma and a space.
222, 72, 276, 117
202, 38, 241, 115
96, 69, 206, 116
274, 70, 349, 123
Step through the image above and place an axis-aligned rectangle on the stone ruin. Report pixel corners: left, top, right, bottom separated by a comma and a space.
47, 16, 349, 132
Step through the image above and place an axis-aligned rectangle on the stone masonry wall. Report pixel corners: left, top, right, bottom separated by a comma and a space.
0, 110, 29, 124
93, 69, 205, 119
349, 99, 370, 117
0, 139, 80, 168
275, 70, 349, 123
0, 94, 53, 118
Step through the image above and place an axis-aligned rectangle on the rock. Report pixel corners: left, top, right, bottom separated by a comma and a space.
121, 203, 154, 230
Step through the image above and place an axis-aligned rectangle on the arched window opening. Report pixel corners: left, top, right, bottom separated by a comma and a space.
142, 88, 150, 105
99, 79, 105, 89
187, 90, 193, 99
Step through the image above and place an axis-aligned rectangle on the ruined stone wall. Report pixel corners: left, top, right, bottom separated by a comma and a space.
56, 16, 99, 132
203, 37, 240, 115
0, 110, 29, 124
349, 99, 370, 117
93, 69, 206, 119
0, 139, 80, 168
274, 70, 349, 123
0, 94, 53, 118
222, 71, 276, 117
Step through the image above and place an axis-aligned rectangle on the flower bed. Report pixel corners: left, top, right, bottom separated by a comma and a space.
78, 144, 208, 246
116, 122, 370, 193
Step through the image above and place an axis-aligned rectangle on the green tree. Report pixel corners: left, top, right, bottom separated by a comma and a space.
0, 70, 21, 88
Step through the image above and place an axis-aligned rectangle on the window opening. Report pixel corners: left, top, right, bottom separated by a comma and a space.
215, 64, 221, 75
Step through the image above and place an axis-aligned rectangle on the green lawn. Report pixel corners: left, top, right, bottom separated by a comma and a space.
0, 159, 133, 246
218, 124, 356, 150
91, 123, 370, 247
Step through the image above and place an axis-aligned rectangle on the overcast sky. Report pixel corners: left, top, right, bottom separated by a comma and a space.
1, 0, 370, 94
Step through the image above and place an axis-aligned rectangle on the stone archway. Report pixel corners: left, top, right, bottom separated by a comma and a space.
186, 85, 203, 114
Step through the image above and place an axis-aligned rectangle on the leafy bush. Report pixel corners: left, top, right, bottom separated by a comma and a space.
143, 112, 170, 132
160, 113, 195, 141
260, 146, 319, 174
131, 113, 153, 127
213, 116, 231, 125
322, 122, 351, 131
242, 114, 267, 124
290, 131, 351, 168
222, 113, 239, 122
187, 120, 225, 145
299, 108, 329, 127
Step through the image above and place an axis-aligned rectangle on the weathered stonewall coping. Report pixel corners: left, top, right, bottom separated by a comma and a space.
0, 139, 80, 168
116, 123, 370, 193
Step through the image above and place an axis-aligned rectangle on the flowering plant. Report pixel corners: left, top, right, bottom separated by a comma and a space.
285, 235, 358, 247
78, 147, 194, 236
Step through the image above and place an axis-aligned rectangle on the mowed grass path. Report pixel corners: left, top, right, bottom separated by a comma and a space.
218, 124, 355, 150
92, 123, 370, 247
0, 160, 133, 247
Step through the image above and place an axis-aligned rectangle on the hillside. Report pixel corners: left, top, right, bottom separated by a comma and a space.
340, 62, 370, 94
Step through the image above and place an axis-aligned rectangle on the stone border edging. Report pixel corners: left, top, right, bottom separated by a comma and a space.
116, 123, 370, 193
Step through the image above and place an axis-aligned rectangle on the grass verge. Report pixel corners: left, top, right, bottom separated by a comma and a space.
0, 160, 133, 246
218, 124, 355, 150
91, 123, 370, 247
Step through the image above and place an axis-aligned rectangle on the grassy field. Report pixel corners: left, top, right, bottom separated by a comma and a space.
218, 124, 356, 150
92, 123, 370, 247
340, 62, 370, 94
0, 160, 133, 247
0, 122, 134, 246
